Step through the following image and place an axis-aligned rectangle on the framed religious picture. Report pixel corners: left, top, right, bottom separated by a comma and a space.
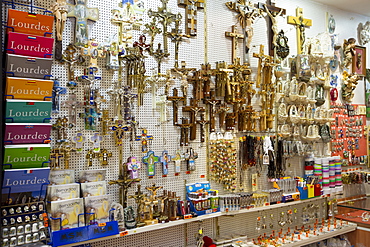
352, 46, 366, 76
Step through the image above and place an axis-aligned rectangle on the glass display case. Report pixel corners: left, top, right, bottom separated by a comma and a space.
336, 197, 370, 227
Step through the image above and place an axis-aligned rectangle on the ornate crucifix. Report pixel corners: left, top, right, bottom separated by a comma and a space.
197, 113, 208, 142
128, 184, 146, 227
167, 88, 185, 125
257, 1, 285, 56
80, 39, 105, 69
182, 99, 205, 140
178, 0, 204, 36
148, 0, 177, 54
225, 0, 261, 63
168, 14, 191, 68
109, 160, 141, 208
253, 44, 268, 88
67, 0, 99, 46
225, 25, 245, 64
287, 7, 312, 54
178, 117, 192, 146
204, 90, 220, 132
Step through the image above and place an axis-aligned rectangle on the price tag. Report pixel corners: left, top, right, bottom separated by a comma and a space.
200, 175, 205, 178
98, 223, 106, 227
120, 231, 128, 237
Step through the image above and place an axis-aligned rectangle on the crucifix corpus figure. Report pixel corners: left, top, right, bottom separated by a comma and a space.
287, 7, 312, 54
225, 0, 262, 63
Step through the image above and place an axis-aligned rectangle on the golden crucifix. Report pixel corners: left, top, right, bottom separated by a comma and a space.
287, 7, 312, 54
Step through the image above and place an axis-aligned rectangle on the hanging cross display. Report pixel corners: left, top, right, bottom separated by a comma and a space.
99, 110, 113, 136
148, 0, 177, 53
67, 0, 99, 46
135, 129, 153, 153
152, 43, 169, 74
225, 0, 262, 63
109, 161, 141, 208
184, 147, 198, 171
80, 39, 105, 69
127, 156, 141, 179
178, 0, 204, 36
257, 1, 285, 56
160, 150, 171, 175
142, 151, 159, 177
171, 150, 184, 173
97, 149, 112, 166
90, 132, 103, 153
178, 117, 192, 146
72, 131, 86, 152
172, 62, 196, 100
168, 14, 191, 68
225, 25, 245, 63
144, 19, 162, 52
182, 99, 205, 140
50, 148, 64, 169
156, 95, 170, 122
287, 7, 312, 54
167, 88, 185, 125
197, 112, 208, 142
204, 90, 220, 132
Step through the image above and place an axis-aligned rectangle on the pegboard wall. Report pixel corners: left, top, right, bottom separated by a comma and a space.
2, 0, 370, 246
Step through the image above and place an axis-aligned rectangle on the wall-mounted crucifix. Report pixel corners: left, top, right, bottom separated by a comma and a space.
67, 0, 99, 46
225, 25, 244, 64
257, 1, 285, 56
178, 0, 204, 36
287, 7, 312, 54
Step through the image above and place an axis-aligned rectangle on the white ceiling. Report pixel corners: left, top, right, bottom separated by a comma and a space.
311, 0, 370, 17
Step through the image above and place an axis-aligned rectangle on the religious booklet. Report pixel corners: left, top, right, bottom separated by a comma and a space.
49, 169, 75, 185
5, 77, 53, 101
6, 54, 53, 79
79, 169, 106, 183
1, 167, 50, 205
49, 198, 85, 232
7, 9, 54, 37
80, 181, 107, 197
4, 123, 51, 145
5, 99, 52, 123
47, 183, 80, 201
6, 32, 54, 58
3, 144, 50, 169
84, 195, 111, 225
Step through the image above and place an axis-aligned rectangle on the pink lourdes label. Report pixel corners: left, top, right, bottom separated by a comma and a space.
7, 32, 54, 58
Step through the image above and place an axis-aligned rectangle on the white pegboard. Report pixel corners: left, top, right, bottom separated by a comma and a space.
2, 0, 370, 246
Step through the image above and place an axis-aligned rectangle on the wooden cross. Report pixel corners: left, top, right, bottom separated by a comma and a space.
253, 44, 268, 88
168, 14, 191, 68
197, 113, 208, 142
109, 161, 141, 208
50, 149, 64, 169
160, 150, 171, 175
198, 63, 213, 99
142, 151, 159, 176
213, 61, 233, 97
225, 0, 262, 63
148, 0, 176, 53
182, 99, 205, 140
172, 62, 197, 100
167, 88, 185, 125
225, 25, 245, 63
127, 156, 141, 179
135, 129, 153, 153
80, 39, 105, 69
67, 0, 99, 46
258, 1, 285, 56
287, 7, 312, 54
178, 117, 192, 146
218, 102, 230, 130
204, 90, 220, 132
128, 184, 146, 227
178, 0, 204, 36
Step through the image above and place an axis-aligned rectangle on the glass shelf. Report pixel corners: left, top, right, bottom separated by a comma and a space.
337, 197, 370, 211
336, 197, 370, 226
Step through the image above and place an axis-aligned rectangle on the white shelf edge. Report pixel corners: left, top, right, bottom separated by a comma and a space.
57, 197, 325, 247
282, 224, 357, 247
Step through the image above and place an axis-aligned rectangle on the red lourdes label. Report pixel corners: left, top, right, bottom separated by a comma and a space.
7, 32, 54, 58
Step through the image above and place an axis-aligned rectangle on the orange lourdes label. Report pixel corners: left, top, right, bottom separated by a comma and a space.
7, 9, 54, 37
6, 77, 53, 101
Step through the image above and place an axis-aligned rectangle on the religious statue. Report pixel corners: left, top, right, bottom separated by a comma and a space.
264, 5, 283, 47
359, 21, 370, 45
342, 38, 356, 69
50, 0, 68, 42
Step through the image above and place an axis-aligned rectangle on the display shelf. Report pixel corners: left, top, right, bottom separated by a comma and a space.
282, 223, 357, 247
57, 197, 325, 247
337, 197, 370, 211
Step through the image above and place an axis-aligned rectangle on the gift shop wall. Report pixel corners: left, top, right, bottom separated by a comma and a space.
1, 0, 370, 246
